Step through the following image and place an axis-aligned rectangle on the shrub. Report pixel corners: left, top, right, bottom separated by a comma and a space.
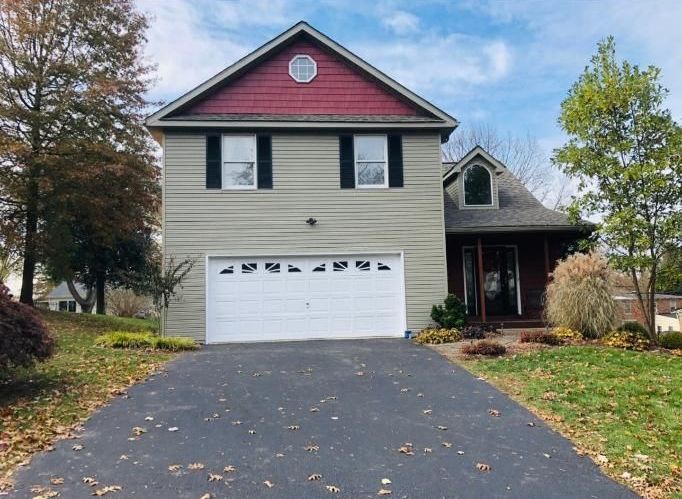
519, 330, 563, 345
107, 288, 152, 317
552, 326, 583, 343
461, 325, 486, 339
618, 321, 648, 336
602, 329, 651, 351
95, 331, 197, 351
0, 284, 54, 373
544, 252, 619, 338
413, 327, 461, 344
461, 340, 507, 356
659, 332, 682, 350
431, 294, 467, 329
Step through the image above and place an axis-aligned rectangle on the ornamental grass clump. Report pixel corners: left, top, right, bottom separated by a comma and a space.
544, 252, 619, 338
413, 327, 461, 344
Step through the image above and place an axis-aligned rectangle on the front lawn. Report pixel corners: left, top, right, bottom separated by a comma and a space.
450, 346, 681, 498
0, 311, 177, 490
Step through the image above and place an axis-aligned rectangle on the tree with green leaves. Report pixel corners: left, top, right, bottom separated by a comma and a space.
0, 0, 156, 305
553, 37, 682, 342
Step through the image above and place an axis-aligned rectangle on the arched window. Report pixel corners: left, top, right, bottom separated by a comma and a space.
463, 164, 493, 206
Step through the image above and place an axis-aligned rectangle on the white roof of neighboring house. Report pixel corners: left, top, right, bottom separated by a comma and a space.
614, 293, 682, 301
38, 282, 88, 301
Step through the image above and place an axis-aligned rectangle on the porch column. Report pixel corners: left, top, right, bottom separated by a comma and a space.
477, 237, 486, 322
543, 235, 550, 279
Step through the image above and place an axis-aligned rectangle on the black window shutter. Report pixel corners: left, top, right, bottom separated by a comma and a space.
206, 135, 221, 189
257, 134, 272, 189
387, 134, 403, 188
339, 135, 355, 188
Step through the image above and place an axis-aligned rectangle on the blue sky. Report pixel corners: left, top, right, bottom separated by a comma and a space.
140, 0, 682, 156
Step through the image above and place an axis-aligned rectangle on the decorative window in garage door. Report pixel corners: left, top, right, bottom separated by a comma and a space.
313, 263, 326, 272
265, 262, 280, 273
287, 264, 301, 273
333, 261, 348, 271
219, 265, 234, 274
355, 260, 370, 271
241, 263, 257, 274
378, 262, 391, 270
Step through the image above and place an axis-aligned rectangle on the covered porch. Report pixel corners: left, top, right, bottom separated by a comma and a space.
446, 231, 583, 328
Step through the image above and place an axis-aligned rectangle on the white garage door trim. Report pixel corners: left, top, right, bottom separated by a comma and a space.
205, 251, 406, 343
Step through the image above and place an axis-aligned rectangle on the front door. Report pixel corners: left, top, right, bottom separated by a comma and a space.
463, 246, 519, 316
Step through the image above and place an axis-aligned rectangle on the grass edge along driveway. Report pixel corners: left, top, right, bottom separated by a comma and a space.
439, 345, 681, 499
0, 311, 178, 490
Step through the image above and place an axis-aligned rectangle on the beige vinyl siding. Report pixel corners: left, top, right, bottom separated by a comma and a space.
163, 132, 447, 341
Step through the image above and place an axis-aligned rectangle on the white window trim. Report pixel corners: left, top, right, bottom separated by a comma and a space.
462, 163, 494, 207
221, 134, 257, 190
354, 134, 388, 189
288, 54, 317, 83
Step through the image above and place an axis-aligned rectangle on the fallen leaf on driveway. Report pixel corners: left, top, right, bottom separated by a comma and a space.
188, 463, 205, 470
82, 477, 98, 487
378, 489, 392, 496
457, 451, 464, 455
200, 494, 213, 499
423, 447, 432, 453
527, 422, 536, 427
422, 409, 432, 415
248, 429, 257, 435
398, 443, 414, 455
263, 480, 274, 488
356, 371, 365, 376
144, 416, 154, 421
310, 407, 319, 412
223, 465, 236, 473
168, 427, 179, 432
325, 485, 341, 493
32, 489, 59, 499
168, 464, 182, 472
441, 442, 452, 448
287, 425, 300, 431
381, 478, 392, 485
131, 427, 146, 436
118, 455, 128, 460
305, 443, 319, 452
476, 463, 491, 472
72, 444, 83, 451
488, 409, 501, 417
50, 478, 64, 485
208, 474, 222, 482
91, 485, 122, 496
308, 474, 322, 481
435, 425, 448, 431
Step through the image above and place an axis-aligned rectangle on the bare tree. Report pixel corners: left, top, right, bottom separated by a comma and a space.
443, 123, 571, 209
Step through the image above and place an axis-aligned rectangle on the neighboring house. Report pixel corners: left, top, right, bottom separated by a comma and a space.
615, 292, 681, 332
35, 282, 92, 313
146, 22, 587, 343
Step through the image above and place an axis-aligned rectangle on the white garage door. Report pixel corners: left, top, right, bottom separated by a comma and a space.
206, 254, 404, 343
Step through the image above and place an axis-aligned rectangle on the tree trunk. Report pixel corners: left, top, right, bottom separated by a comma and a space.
19, 183, 38, 305
66, 279, 95, 313
95, 271, 105, 314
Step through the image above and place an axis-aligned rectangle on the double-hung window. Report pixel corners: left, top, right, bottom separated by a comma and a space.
354, 135, 388, 188
222, 135, 257, 189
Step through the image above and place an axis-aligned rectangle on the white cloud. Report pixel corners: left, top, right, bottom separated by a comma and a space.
138, 0, 300, 101
356, 33, 512, 96
382, 11, 420, 35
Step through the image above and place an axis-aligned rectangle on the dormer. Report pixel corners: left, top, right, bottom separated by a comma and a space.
442, 146, 506, 210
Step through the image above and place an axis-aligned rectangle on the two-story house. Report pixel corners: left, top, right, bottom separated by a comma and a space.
146, 22, 588, 343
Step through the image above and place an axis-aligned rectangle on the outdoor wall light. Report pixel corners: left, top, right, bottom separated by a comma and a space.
305, 217, 318, 226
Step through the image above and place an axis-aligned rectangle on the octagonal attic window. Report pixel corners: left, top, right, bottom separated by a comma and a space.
289, 55, 317, 83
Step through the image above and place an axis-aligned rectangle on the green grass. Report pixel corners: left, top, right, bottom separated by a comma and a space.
458, 346, 681, 498
0, 311, 181, 489
96, 331, 197, 351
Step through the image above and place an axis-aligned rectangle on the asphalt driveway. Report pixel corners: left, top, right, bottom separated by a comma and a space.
11, 339, 636, 498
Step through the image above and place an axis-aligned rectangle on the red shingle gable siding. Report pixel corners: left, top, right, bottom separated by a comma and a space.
185, 39, 422, 116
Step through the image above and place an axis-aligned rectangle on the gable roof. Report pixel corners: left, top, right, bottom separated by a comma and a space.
146, 22, 458, 136
443, 145, 507, 185
443, 147, 593, 233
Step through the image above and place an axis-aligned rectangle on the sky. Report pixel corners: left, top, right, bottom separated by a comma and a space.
138, 0, 682, 158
